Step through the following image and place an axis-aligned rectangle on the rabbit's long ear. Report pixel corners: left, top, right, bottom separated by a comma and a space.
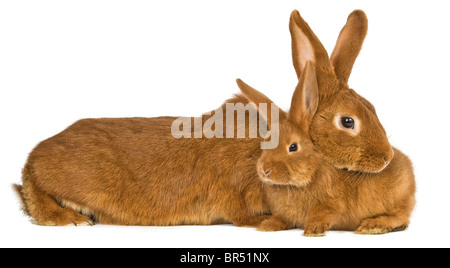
236, 79, 285, 126
289, 61, 319, 132
330, 10, 368, 84
290, 10, 329, 79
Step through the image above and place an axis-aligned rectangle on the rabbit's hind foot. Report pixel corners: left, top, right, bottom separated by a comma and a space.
16, 179, 94, 226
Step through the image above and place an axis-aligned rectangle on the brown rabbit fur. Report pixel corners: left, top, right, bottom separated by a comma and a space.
15, 94, 277, 226
14, 9, 411, 228
290, 10, 395, 173
237, 62, 415, 236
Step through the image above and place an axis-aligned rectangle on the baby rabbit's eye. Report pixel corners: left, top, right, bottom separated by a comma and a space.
289, 143, 298, 152
341, 117, 355, 129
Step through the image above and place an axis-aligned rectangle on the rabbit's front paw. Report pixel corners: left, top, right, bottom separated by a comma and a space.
355, 216, 408, 235
257, 216, 288, 232
303, 222, 330, 237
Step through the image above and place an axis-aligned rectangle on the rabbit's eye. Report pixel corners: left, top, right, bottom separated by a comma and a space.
334, 114, 360, 136
289, 143, 298, 152
341, 117, 354, 129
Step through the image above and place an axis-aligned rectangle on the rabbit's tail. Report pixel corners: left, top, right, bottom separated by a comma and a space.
14, 164, 93, 226
12, 183, 30, 216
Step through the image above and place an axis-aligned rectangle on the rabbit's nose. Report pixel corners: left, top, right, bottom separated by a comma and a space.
264, 169, 272, 176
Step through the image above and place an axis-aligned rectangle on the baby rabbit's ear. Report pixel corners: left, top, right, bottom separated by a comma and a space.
289, 10, 329, 79
289, 61, 319, 132
330, 10, 368, 84
236, 79, 285, 125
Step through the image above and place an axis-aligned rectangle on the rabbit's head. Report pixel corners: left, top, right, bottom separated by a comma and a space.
237, 62, 322, 187
289, 10, 393, 173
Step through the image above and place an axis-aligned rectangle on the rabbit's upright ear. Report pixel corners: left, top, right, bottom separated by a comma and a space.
236, 79, 285, 126
330, 10, 368, 84
290, 10, 329, 79
289, 61, 319, 132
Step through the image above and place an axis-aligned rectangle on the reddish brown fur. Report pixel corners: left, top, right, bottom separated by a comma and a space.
238, 62, 415, 236
14, 96, 275, 226
259, 147, 416, 236
290, 10, 394, 173
13, 9, 414, 230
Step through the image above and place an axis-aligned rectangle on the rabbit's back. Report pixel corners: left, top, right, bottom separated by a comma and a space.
24, 116, 266, 225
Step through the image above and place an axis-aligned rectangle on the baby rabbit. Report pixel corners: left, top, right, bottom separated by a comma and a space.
237, 62, 416, 236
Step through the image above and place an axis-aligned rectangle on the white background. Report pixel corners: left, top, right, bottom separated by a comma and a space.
1, 0, 449, 248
